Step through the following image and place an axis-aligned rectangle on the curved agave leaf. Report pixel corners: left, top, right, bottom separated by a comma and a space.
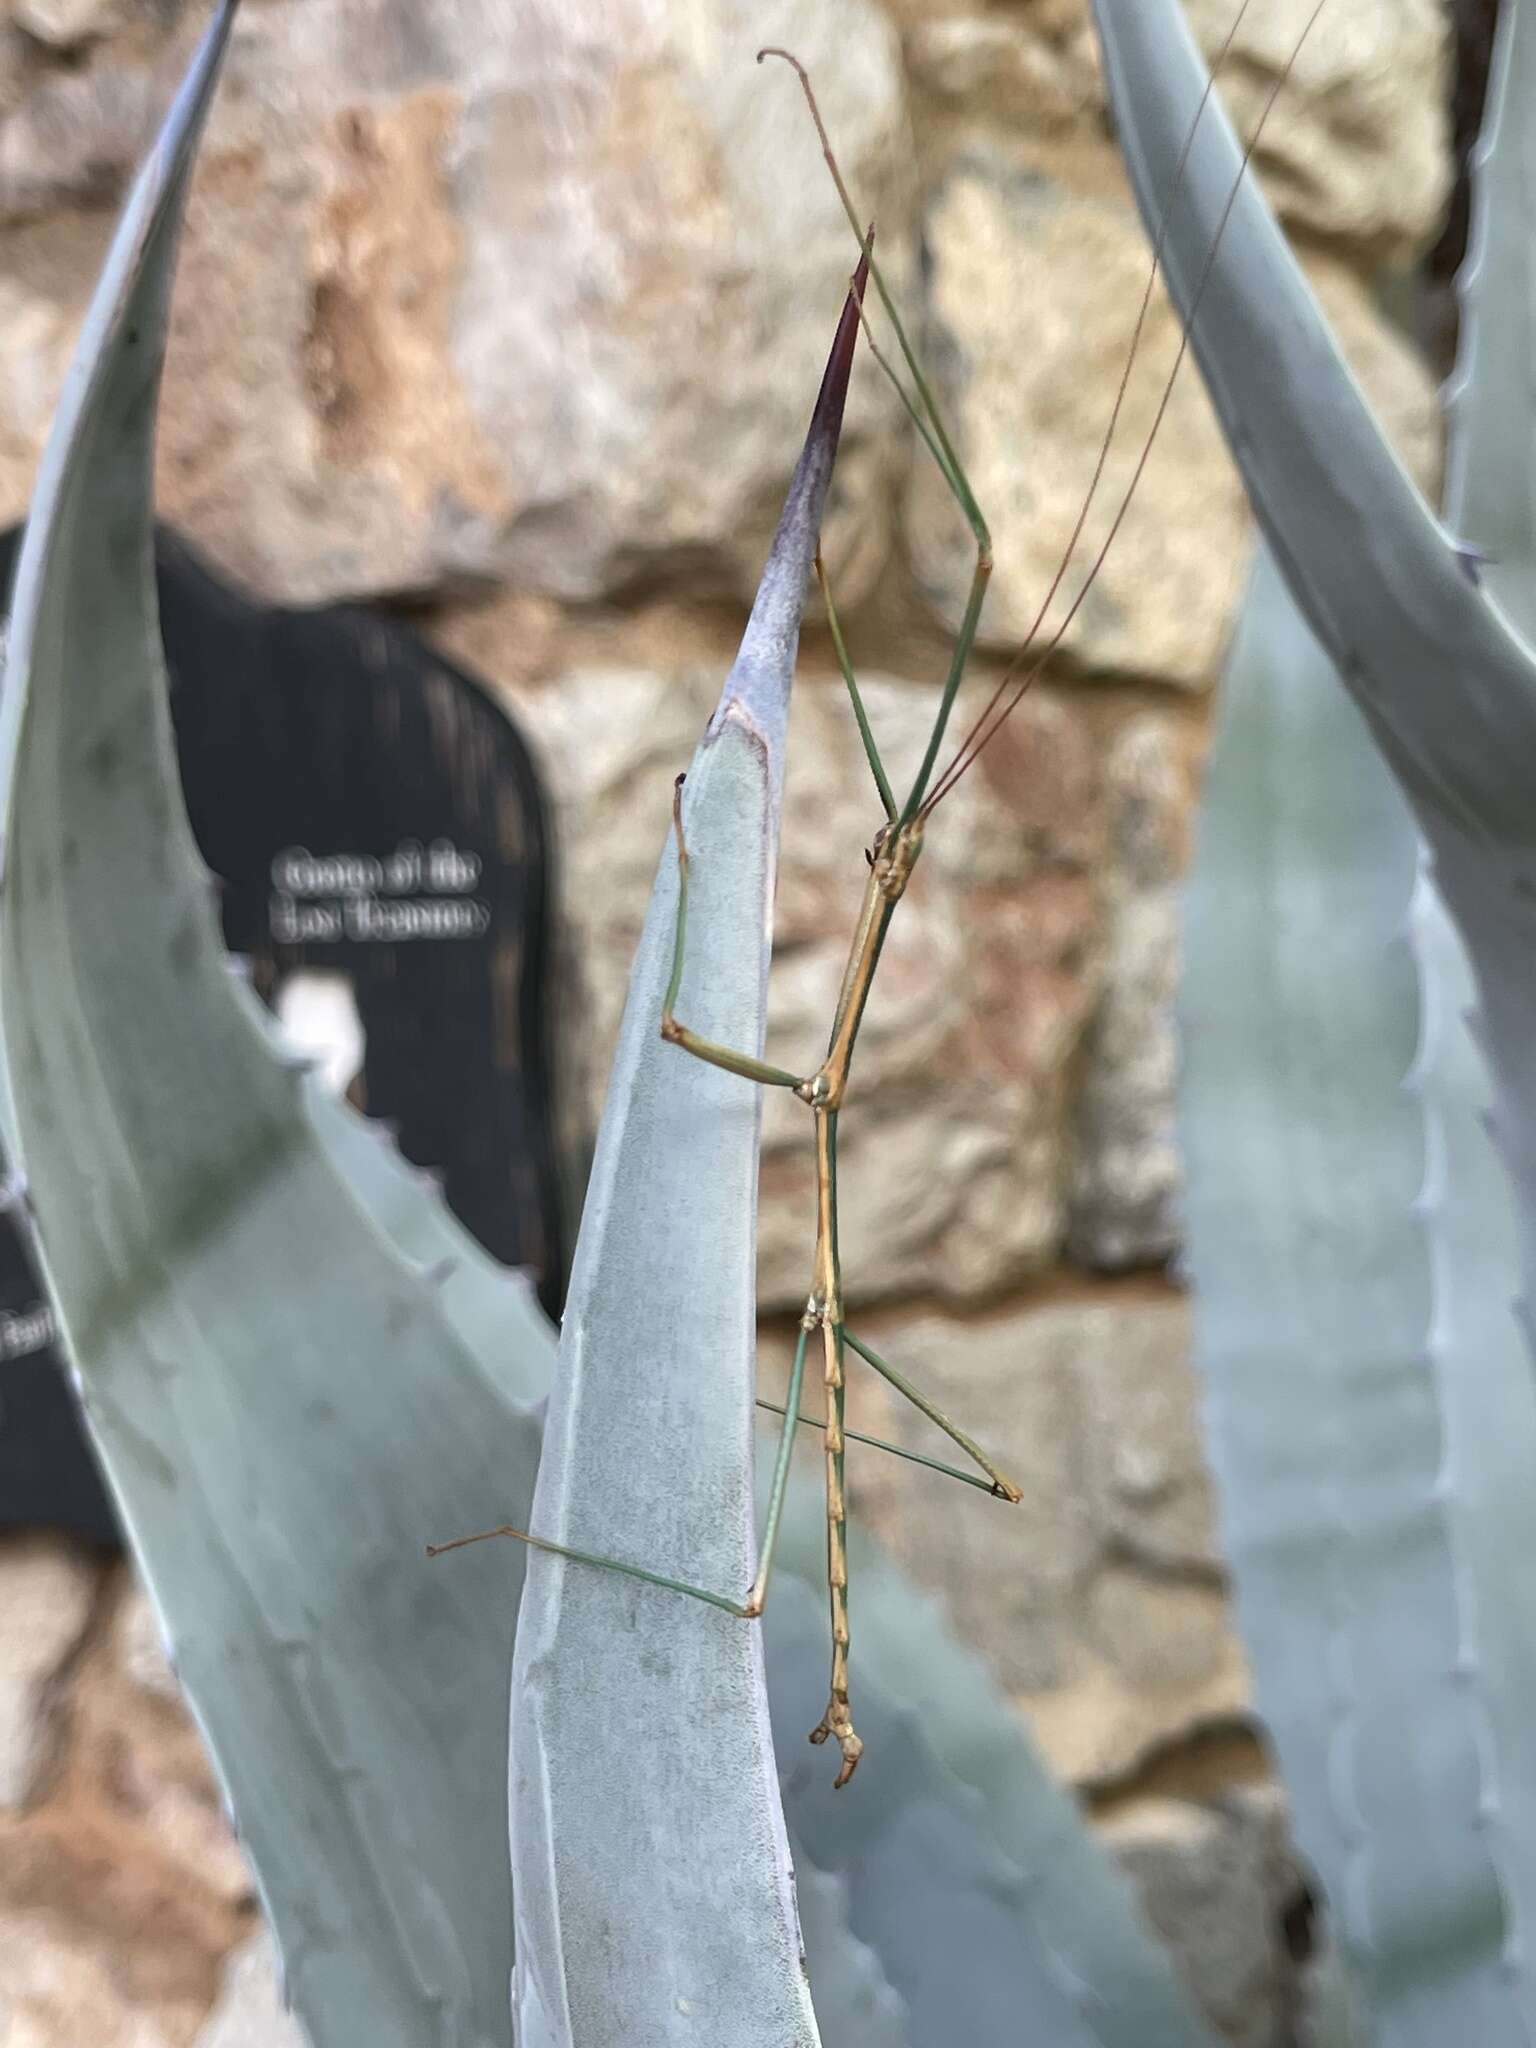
1090, 0, 1536, 828
767, 1472, 1220, 2048
1100, 3, 1536, 2035
1092, 0, 1536, 1376
506, 274, 866, 2047
1181, 545, 1527, 2044
1444, 0, 1536, 646
789, 1850, 910, 2048
0, 12, 548, 2045
1427, 0, 1536, 2013
771, 1577, 1117, 2047
1407, 861, 1536, 2030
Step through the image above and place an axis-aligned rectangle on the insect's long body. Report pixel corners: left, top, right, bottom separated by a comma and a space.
438, 0, 1324, 1790
659, 0, 1322, 1784
795, 819, 922, 1782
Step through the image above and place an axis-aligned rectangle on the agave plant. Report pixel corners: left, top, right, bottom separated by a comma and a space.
13, 0, 1534, 2040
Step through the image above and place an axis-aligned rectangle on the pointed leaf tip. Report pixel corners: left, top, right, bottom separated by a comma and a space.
809, 230, 871, 458
717, 236, 870, 739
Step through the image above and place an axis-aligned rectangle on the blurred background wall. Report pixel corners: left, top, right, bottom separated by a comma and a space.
0, 1, 1461, 2041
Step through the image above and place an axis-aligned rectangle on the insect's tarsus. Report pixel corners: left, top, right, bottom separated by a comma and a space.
661, 772, 803, 1091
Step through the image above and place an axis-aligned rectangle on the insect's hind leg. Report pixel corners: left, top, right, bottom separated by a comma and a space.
844, 1326, 1023, 1505
659, 773, 804, 1088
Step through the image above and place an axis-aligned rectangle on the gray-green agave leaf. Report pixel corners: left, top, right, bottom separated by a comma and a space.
769, 1477, 1221, 2048
0, 11, 547, 2044
1433, 0, 1536, 2005
789, 1851, 910, 2048
1092, 0, 1536, 1333
506, 273, 867, 2048
1101, 1, 1536, 2035
1180, 544, 1533, 2044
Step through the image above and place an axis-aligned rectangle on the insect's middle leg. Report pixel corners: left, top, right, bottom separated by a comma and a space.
659, 773, 807, 1090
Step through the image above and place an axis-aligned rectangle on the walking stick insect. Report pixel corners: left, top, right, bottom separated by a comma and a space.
435, 0, 1324, 1786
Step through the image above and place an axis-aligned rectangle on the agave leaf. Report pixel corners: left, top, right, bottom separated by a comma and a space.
0, 13, 551, 2044
1089, 0, 1536, 830
767, 1472, 1221, 2048
1426, 0, 1536, 2012
1092, 0, 1536, 1356
1102, 2, 1536, 2031
1180, 544, 1531, 2043
1444, 0, 1536, 645
1407, 861, 1536, 2030
770, 1578, 1121, 2047
506, 273, 866, 2047
789, 1847, 911, 2048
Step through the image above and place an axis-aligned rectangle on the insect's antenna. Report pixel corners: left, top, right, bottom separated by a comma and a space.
922, 0, 1256, 811
921, 0, 1327, 818
757, 44, 985, 541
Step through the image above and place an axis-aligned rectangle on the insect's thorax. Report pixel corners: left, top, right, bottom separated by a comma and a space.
870, 815, 924, 905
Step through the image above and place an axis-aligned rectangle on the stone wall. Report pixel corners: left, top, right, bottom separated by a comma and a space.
0, 1, 1453, 2042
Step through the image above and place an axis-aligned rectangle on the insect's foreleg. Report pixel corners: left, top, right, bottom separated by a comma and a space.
900, 553, 990, 823
760, 51, 983, 545
843, 1327, 1022, 1504
660, 773, 804, 1088
832, 199, 992, 824
757, 49, 993, 827
815, 549, 895, 820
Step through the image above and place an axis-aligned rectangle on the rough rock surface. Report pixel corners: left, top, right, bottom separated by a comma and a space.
903, 115, 1445, 692
0, 1910, 183, 2047
0, 1557, 256, 2047
1103, 1785, 1319, 2048
0, 1533, 95, 1808
0, 0, 910, 608
9, 0, 124, 52
906, 0, 1451, 266
1182, 0, 1451, 262
1070, 713, 1189, 1268
906, 145, 1251, 689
